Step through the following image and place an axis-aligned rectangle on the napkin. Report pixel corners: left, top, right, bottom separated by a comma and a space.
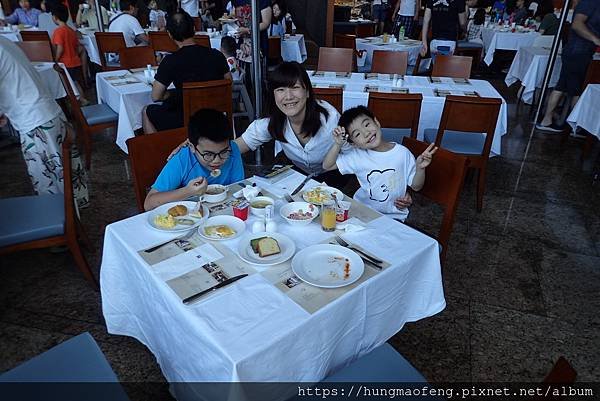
336, 218, 366, 233
242, 186, 260, 200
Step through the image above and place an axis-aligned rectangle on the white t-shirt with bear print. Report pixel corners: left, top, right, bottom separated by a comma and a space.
336, 143, 416, 221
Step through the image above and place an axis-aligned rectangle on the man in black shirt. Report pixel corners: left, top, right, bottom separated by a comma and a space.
421, 0, 467, 57
143, 11, 231, 133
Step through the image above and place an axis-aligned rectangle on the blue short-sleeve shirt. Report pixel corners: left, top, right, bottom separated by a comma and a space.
152, 140, 244, 192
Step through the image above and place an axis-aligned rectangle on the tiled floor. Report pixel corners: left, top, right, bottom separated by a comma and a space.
1, 78, 599, 398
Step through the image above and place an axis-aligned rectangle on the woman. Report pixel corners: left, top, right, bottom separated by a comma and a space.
268, 0, 286, 37
232, 0, 272, 63
170, 62, 346, 186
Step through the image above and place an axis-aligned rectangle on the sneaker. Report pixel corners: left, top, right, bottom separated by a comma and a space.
535, 123, 564, 133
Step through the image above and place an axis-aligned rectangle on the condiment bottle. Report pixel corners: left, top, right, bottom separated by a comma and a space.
265, 205, 278, 233
251, 220, 265, 233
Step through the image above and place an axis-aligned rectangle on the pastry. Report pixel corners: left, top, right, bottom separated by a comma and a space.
257, 237, 281, 257
168, 204, 188, 217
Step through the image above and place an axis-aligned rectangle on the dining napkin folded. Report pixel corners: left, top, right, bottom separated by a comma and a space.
336, 218, 366, 233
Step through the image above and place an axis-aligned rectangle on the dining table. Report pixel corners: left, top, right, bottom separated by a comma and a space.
100, 170, 445, 399
308, 71, 508, 156
355, 36, 422, 71
567, 84, 600, 139
481, 26, 540, 66
34, 61, 80, 100
505, 46, 561, 104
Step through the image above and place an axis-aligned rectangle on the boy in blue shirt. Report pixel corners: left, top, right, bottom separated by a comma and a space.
144, 109, 244, 210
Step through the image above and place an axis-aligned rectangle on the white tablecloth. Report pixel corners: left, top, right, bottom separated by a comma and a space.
567, 84, 600, 138
79, 30, 101, 65
34, 62, 80, 99
355, 37, 422, 71
310, 72, 508, 156
96, 70, 154, 152
100, 172, 445, 388
0, 30, 21, 41
482, 27, 540, 65
505, 46, 561, 104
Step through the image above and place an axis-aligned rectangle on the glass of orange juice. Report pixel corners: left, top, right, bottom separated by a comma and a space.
321, 201, 336, 232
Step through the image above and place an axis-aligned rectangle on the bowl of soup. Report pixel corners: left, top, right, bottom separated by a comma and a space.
203, 184, 228, 203
249, 196, 274, 216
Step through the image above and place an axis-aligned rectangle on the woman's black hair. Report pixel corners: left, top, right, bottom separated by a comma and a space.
537, 0, 554, 17
266, 62, 329, 143
474, 8, 486, 25
271, 0, 286, 22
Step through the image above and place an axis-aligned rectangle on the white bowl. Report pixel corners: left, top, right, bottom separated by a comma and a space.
249, 196, 274, 216
202, 184, 227, 203
280, 202, 320, 226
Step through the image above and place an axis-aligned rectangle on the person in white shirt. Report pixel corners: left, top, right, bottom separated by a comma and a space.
322, 105, 437, 221
76, 0, 110, 30
392, 0, 420, 38
108, 0, 148, 46
180, 0, 199, 17
0, 36, 88, 206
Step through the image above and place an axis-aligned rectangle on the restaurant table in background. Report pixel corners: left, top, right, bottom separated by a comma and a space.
34, 61, 80, 99
482, 26, 540, 66
78, 28, 101, 65
355, 36, 422, 71
100, 171, 445, 392
567, 84, 600, 139
505, 46, 560, 104
0, 30, 21, 42
309, 72, 508, 156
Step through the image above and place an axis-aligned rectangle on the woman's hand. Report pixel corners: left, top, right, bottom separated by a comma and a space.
185, 176, 207, 197
332, 126, 347, 146
416, 143, 438, 169
394, 192, 413, 210
167, 139, 190, 161
420, 42, 428, 57
236, 27, 250, 37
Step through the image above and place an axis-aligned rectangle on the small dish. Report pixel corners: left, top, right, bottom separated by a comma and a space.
198, 215, 246, 241
202, 184, 228, 203
280, 202, 319, 226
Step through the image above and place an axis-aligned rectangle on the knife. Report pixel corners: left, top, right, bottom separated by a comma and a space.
290, 173, 316, 196
182, 274, 248, 305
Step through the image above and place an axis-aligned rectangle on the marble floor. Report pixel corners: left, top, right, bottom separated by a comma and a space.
0, 79, 599, 399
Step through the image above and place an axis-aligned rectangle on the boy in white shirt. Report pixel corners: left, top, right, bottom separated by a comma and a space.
322, 106, 437, 221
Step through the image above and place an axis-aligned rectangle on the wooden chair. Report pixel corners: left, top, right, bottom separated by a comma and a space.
334, 33, 364, 72
355, 23, 375, 38
19, 30, 54, 59
367, 92, 422, 142
423, 95, 502, 212
193, 34, 211, 48
317, 47, 353, 73
0, 129, 98, 288
94, 32, 126, 71
313, 87, 343, 113
192, 16, 202, 32
583, 59, 600, 87
54, 64, 118, 169
126, 127, 188, 212
543, 357, 577, 385
402, 137, 469, 263
371, 50, 408, 75
182, 79, 233, 132
148, 31, 178, 53
431, 55, 473, 79
16, 41, 54, 62
268, 36, 282, 65
118, 46, 157, 69
454, 42, 482, 73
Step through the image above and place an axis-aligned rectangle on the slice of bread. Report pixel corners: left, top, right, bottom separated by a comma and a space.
257, 237, 281, 257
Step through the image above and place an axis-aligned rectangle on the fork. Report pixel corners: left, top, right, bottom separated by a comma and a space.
144, 229, 196, 253
284, 193, 295, 203
335, 236, 383, 266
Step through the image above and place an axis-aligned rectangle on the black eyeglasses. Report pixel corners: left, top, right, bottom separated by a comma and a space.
194, 145, 232, 162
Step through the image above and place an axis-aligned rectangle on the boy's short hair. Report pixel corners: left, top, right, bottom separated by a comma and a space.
337, 106, 376, 141
220, 35, 237, 57
52, 3, 69, 22
188, 109, 232, 145
120, 0, 135, 11
166, 11, 195, 42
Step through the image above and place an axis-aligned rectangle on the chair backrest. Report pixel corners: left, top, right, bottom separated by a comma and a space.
268, 36, 282, 62
317, 47, 353, 73
402, 136, 469, 262
118, 46, 157, 69
435, 95, 501, 158
193, 34, 211, 48
367, 92, 422, 137
431, 55, 473, 78
192, 16, 202, 32
16, 41, 54, 62
583, 59, 600, 87
182, 79, 233, 131
53, 64, 88, 129
355, 23, 375, 38
148, 31, 178, 53
94, 32, 126, 69
371, 50, 408, 75
126, 128, 188, 212
313, 87, 343, 113
334, 34, 358, 71
20, 30, 54, 59
532, 34, 555, 48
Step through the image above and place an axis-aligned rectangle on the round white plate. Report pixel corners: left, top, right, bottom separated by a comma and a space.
291, 244, 364, 288
198, 215, 246, 241
237, 232, 296, 266
302, 186, 344, 205
147, 201, 209, 232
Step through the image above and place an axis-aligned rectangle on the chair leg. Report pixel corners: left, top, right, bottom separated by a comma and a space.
83, 129, 92, 170
67, 237, 99, 289
476, 166, 487, 212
